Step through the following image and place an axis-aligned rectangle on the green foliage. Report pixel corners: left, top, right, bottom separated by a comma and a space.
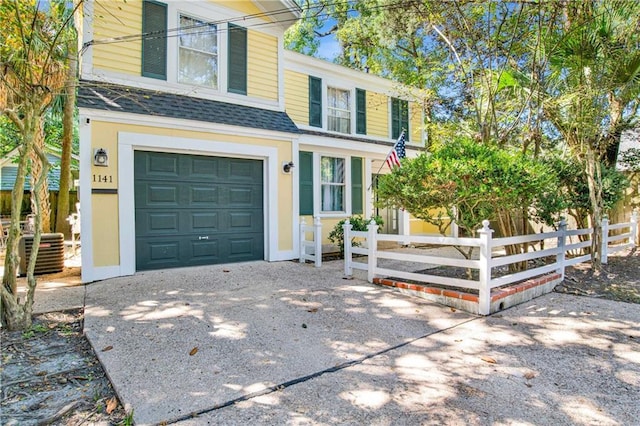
541, 155, 629, 225
375, 137, 563, 236
0, 116, 20, 156
328, 215, 383, 255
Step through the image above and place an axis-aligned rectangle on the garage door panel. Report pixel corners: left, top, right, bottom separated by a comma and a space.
146, 153, 179, 176
135, 151, 264, 271
148, 241, 179, 262
191, 240, 219, 260
229, 159, 262, 182
228, 235, 263, 259
189, 185, 219, 205
148, 213, 179, 233
191, 212, 219, 231
134, 183, 180, 207
190, 157, 220, 178
228, 211, 262, 232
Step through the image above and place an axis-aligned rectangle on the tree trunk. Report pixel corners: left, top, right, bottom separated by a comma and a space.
585, 147, 604, 269
29, 122, 51, 233
1, 112, 38, 330
55, 42, 78, 238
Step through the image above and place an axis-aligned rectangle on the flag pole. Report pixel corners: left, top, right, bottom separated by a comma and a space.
367, 129, 405, 191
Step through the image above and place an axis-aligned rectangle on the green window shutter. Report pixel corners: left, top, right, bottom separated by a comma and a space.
309, 76, 322, 127
401, 100, 409, 142
356, 89, 366, 135
142, 1, 167, 80
351, 157, 363, 214
228, 24, 247, 95
299, 151, 314, 215
391, 98, 409, 141
391, 98, 400, 139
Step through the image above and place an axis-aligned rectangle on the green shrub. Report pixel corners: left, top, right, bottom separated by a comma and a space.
328, 215, 383, 256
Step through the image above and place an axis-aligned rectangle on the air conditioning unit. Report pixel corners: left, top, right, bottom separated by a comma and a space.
18, 233, 65, 276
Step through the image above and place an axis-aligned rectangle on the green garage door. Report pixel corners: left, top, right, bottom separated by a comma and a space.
134, 151, 264, 271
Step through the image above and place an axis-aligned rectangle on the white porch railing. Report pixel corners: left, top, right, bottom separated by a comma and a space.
344, 211, 638, 315
299, 217, 322, 267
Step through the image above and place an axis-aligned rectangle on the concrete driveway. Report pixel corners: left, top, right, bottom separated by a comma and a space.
84, 260, 640, 425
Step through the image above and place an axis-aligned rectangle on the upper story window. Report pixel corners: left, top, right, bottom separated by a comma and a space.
327, 88, 351, 134
320, 156, 345, 212
178, 15, 218, 88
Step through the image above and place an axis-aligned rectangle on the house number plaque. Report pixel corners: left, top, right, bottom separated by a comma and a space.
92, 174, 113, 183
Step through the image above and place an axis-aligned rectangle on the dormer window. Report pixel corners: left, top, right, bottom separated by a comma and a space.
178, 15, 218, 88
327, 87, 351, 134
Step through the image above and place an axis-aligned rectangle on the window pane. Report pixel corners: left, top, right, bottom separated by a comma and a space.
321, 157, 344, 184
320, 156, 345, 212
179, 16, 217, 54
321, 185, 344, 211
179, 49, 218, 86
179, 15, 218, 88
327, 88, 350, 133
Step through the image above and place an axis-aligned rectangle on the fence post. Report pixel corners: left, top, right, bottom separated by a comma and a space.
630, 209, 638, 247
313, 216, 322, 268
556, 218, 567, 280
601, 215, 609, 265
477, 220, 493, 316
343, 220, 352, 277
367, 219, 379, 283
299, 218, 307, 264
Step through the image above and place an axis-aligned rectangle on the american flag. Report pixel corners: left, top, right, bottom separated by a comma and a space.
385, 130, 406, 169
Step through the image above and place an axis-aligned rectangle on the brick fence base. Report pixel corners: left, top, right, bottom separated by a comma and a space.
373, 273, 563, 315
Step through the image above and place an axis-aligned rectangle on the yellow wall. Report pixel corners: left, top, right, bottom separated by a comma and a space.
409, 220, 446, 235
91, 194, 120, 266
410, 101, 423, 145
223, 1, 267, 17
92, 0, 142, 76
284, 70, 309, 125
367, 92, 388, 138
248, 31, 278, 101
89, 121, 294, 267
409, 209, 452, 235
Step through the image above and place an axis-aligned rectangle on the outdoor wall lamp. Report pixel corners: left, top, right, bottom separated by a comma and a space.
282, 161, 294, 174
93, 148, 109, 167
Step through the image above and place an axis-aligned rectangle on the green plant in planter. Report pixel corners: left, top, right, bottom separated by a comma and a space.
328, 215, 384, 256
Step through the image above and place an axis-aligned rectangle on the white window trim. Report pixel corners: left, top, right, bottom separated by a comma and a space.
313, 152, 352, 217
170, 7, 227, 93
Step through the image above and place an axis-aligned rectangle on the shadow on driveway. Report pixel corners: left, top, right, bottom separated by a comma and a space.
83, 261, 640, 425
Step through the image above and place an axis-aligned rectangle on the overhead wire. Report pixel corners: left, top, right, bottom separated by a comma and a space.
82, 0, 414, 53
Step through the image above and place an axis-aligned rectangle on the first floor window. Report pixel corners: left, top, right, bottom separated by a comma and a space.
321, 156, 345, 212
178, 15, 218, 88
327, 88, 351, 133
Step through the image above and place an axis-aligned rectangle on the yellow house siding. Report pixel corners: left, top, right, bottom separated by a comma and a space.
284, 70, 309, 125
92, 194, 120, 266
92, 0, 142, 76
222, 1, 266, 17
410, 101, 423, 145
247, 31, 278, 101
367, 92, 388, 138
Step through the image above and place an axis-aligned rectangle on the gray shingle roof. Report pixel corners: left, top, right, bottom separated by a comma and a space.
77, 80, 299, 134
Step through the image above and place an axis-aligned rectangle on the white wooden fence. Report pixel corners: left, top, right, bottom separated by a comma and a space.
343, 211, 638, 315
299, 217, 322, 267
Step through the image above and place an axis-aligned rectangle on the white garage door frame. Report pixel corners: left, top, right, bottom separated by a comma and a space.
118, 131, 280, 277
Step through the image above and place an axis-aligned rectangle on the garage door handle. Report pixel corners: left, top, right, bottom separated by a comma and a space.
199, 236, 209, 240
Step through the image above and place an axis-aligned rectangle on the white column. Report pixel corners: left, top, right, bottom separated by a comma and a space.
477, 220, 493, 316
